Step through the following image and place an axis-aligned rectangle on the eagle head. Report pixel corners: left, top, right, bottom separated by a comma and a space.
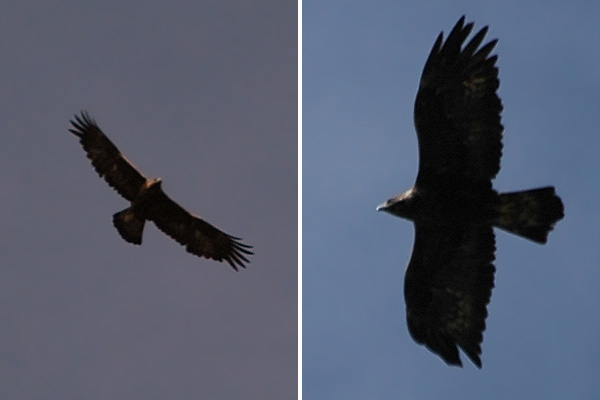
140, 178, 163, 197
150, 178, 162, 187
377, 187, 419, 221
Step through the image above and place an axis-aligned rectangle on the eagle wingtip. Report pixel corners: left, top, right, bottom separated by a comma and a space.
68, 110, 98, 138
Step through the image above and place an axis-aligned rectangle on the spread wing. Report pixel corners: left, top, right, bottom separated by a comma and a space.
414, 16, 503, 191
69, 111, 148, 201
148, 190, 253, 270
404, 221, 496, 368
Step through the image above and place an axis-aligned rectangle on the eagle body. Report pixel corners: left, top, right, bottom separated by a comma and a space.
69, 112, 252, 270
377, 17, 564, 368
112, 179, 164, 246
379, 185, 499, 226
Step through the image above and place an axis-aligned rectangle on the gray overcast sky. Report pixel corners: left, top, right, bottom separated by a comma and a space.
304, 1, 599, 399
0, 1, 297, 399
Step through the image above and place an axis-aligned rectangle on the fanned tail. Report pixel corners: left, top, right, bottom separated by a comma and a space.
494, 186, 564, 244
113, 207, 145, 245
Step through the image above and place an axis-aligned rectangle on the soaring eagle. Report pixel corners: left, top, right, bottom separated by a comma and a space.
376, 17, 564, 367
69, 111, 252, 270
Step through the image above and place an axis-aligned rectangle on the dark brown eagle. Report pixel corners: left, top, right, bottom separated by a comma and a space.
376, 17, 564, 368
69, 111, 252, 270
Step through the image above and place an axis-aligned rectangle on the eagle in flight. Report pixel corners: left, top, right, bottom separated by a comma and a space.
377, 17, 564, 367
69, 111, 253, 270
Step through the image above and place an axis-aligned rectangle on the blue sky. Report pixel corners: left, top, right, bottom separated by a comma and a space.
0, 1, 296, 399
304, 1, 600, 399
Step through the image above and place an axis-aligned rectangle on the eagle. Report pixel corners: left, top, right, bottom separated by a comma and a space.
376, 17, 564, 368
69, 111, 253, 270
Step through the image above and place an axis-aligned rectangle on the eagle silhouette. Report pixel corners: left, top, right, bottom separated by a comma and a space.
69, 111, 252, 270
377, 17, 564, 367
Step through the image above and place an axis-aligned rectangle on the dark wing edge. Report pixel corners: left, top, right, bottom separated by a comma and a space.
404, 222, 496, 368
149, 190, 253, 270
69, 111, 148, 201
414, 16, 503, 189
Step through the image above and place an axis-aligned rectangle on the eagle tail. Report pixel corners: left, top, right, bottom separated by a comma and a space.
113, 207, 145, 245
494, 187, 564, 244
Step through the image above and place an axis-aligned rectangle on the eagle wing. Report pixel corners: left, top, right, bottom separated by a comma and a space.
69, 111, 148, 201
414, 16, 503, 190
148, 190, 253, 270
404, 221, 496, 368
